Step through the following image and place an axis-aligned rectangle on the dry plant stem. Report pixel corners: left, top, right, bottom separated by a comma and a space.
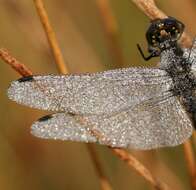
95, 0, 125, 67
131, 0, 192, 47
33, 0, 68, 74
33, 1, 112, 190
132, 0, 166, 19
111, 148, 170, 190
183, 141, 196, 190
0, 49, 32, 76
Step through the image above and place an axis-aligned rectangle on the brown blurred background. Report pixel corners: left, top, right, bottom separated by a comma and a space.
1, 0, 196, 190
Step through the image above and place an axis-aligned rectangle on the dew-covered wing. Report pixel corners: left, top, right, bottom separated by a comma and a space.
31, 95, 193, 150
7, 67, 172, 115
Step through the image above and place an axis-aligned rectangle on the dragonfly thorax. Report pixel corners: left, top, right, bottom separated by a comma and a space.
159, 46, 187, 71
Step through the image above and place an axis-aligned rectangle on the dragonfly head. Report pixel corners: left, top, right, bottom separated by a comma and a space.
146, 17, 184, 52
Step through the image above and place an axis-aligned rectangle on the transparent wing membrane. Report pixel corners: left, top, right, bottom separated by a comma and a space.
8, 67, 172, 115
31, 94, 193, 150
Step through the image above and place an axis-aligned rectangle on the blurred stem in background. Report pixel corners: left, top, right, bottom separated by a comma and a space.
95, 0, 125, 67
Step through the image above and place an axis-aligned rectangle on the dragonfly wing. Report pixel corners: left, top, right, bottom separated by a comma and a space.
8, 67, 172, 115
31, 94, 193, 150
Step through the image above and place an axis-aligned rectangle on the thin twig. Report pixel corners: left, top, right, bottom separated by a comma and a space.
111, 148, 169, 190
131, 0, 192, 48
33, 0, 68, 74
0, 48, 32, 76
32, 1, 112, 190
131, 0, 196, 189
95, 0, 125, 67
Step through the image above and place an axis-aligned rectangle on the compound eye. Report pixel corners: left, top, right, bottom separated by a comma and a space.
150, 31, 163, 47
172, 26, 180, 35
170, 25, 181, 39
164, 18, 183, 39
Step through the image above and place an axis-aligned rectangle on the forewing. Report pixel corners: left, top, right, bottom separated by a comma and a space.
31, 95, 193, 150
8, 67, 172, 115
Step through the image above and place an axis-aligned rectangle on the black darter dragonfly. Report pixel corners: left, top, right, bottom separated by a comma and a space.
7, 17, 196, 150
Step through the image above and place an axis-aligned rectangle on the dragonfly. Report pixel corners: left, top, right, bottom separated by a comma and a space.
7, 17, 196, 150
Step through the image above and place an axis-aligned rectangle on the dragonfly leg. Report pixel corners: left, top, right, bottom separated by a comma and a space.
137, 44, 160, 61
